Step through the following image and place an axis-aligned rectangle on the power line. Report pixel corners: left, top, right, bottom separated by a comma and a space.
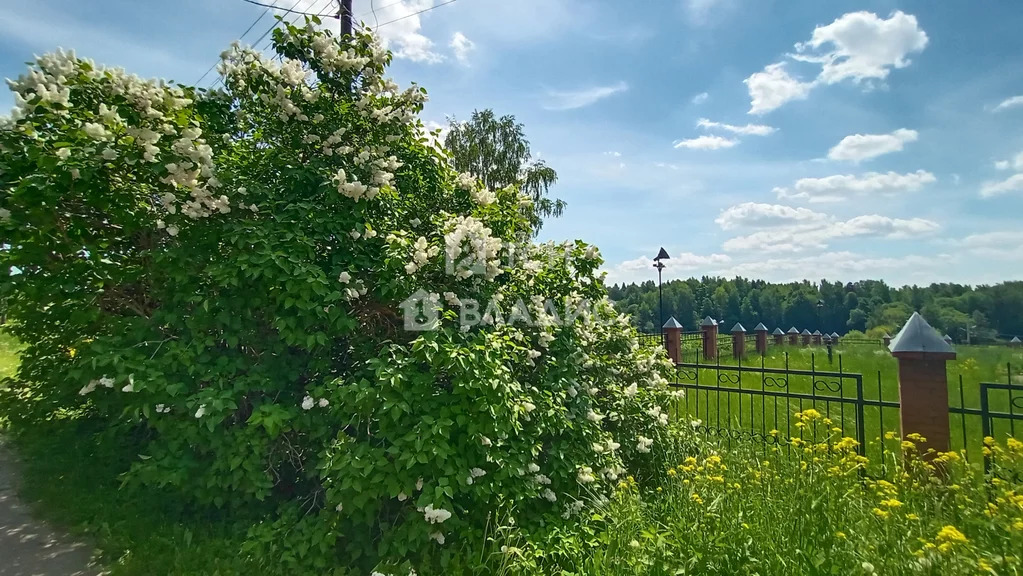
197, 0, 285, 85
240, 0, 330, 16
369, 0, 459, 29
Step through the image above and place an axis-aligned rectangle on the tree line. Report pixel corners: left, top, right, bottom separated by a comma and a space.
607, 278, 1023, 343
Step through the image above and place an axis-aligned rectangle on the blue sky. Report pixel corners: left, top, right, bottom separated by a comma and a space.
3, 0, 1023, 287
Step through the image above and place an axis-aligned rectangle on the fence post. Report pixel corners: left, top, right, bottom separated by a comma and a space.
812, 330, 822, 345
731, 323, 746, 359
1010, 336, 1021, 348
663, 317, 683, 364
890, 312, 957, 456
773, 328, 785, 346
830, 332, 840, 345
700, 316, 718, 360
882, 332, 892, 347
755, 323, 769, 356
787, 327, 799, 345
800, 329, 811, 346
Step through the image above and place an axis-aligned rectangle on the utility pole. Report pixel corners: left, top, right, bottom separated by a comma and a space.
340, 0, 353, 36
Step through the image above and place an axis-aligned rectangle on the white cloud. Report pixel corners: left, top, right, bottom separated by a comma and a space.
542, 81, 628, 110
827, 128, 918, 162
719, 206, 939, 254
673, 135, 739, 150
654, 162, 680, 170
711, 251, 951, 283
691, 92, 710, 105
289, 0, 444, 63
980, 174, 1023, 198
792, 11, 928, 85
993, 95, 1023, 112
604, 151, 622, 157
993, 151, 1023, 172
420, 119, 449, 149
449, 31, 475, 64
697, 118, 776, 136
745, 11, 927, 114
774, 170, 936, 203
744, 63, 814, 115
603, 252, 731, 284
956, 231, 1023, 260
715, 202, 828, 230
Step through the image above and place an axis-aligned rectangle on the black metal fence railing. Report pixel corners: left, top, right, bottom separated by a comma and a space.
666, 352, 901, 472
637, 332, 663, 348
949, 363, 1023, 473
836, 338, 884, 346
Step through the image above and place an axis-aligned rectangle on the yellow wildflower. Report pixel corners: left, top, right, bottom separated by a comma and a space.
872, 508, 890, 519
835, 531, 847, 540
880, 498, 902, 508
935, 525, 967, 545
906, 432, 927, 443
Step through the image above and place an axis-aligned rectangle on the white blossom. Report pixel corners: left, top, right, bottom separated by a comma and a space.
576, 466, 596, 484
429, 531, 445, 545
194, 404, 207, 418
301, 395, 315, 410
318, 398, 329, 408
338, 272, 351, 284
423, 504, 452, 524
636, 436, 654, 453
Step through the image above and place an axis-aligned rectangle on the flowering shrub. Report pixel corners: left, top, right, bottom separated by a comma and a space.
0, 19, 676, 573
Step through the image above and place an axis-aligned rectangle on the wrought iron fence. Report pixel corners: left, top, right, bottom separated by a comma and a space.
637, 332, 663, 348
666, 353, 900, 471
949, 363, 1023, 473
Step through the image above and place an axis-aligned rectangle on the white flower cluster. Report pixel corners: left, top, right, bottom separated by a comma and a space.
301, 395, 329, 410
337, 270, 368, 300
576, 466, 596, 484
636, 436, 654, 454
422, 504, 452, 524
311, 34, 371, 74
466, 467, 486, 485
404, 236, 439, 274
562, 500, 586, 519
646, 405, 669, 426
79, 375, 115, 395
443, 215, 503, 280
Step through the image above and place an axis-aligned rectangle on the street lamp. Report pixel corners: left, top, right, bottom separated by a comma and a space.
816, 299, 825, 332
653, 248, 670, 335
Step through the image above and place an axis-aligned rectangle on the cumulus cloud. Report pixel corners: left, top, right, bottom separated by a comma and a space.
827, 128, 918, 162
542, 81, 628, 110
603, 252, 731, 284
715, 202, 829, 231
673, 135, 739, 150
745, 63, 814, 115
449, 31, 475, 64
993, 151, 1023, 172
711, 251, 951, 283
792, 11, 928, 85
287, 0, 444, 63
691, 91, 710, 105
697, 118, 776, 136
718, 206, 939, 254
980, 174, 1023, 198
744, 11, 928, 114
774, 170, 936, 203
993, 95, 1023, 112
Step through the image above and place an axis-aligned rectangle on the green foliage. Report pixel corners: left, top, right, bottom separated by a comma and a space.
0, 20, 675, 573
444, 109, 564, 234
609, 278, 1023, 343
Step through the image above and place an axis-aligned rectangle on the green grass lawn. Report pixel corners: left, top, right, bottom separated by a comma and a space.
664, 342, 1023, 469
0, 330, 22, 383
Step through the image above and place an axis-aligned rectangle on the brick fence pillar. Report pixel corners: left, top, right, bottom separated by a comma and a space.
800, 329, 811, 346
662, 317, 683, 364
755, 323, 769, 356
731, 323, 746, 359
700, 316, 718, 360
890, 312, 956, 456
812, 330, 822, 345
787, 327, 799, 345
1012, 336, 1022, 348
773, 328, 785, 346
883, 332, 892, 347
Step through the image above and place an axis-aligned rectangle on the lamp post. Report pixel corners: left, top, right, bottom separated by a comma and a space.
653, 248, 670, 336
816, 299, 825, 332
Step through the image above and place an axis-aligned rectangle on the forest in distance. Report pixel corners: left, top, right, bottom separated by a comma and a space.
607, 278, 1023, 342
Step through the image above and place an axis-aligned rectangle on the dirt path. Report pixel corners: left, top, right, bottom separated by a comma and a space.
0, 438, 104, 576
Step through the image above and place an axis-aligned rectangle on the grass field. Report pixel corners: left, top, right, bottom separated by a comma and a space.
661, 342, 1023, 469
0, 330, 21, 383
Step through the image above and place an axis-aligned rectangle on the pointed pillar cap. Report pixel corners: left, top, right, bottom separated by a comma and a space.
830, 332, 840, 338
662, 316, 683, 329
787, 327, 799, 334
772, 328, 785, 335
800, 329, 812, 336
1012, 336, 1021, 343
731, 322, 746, 332
700, 316, 717, 327
812, 330, 822, 336
889, 312, 955, 355
754, 322, 768, 332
